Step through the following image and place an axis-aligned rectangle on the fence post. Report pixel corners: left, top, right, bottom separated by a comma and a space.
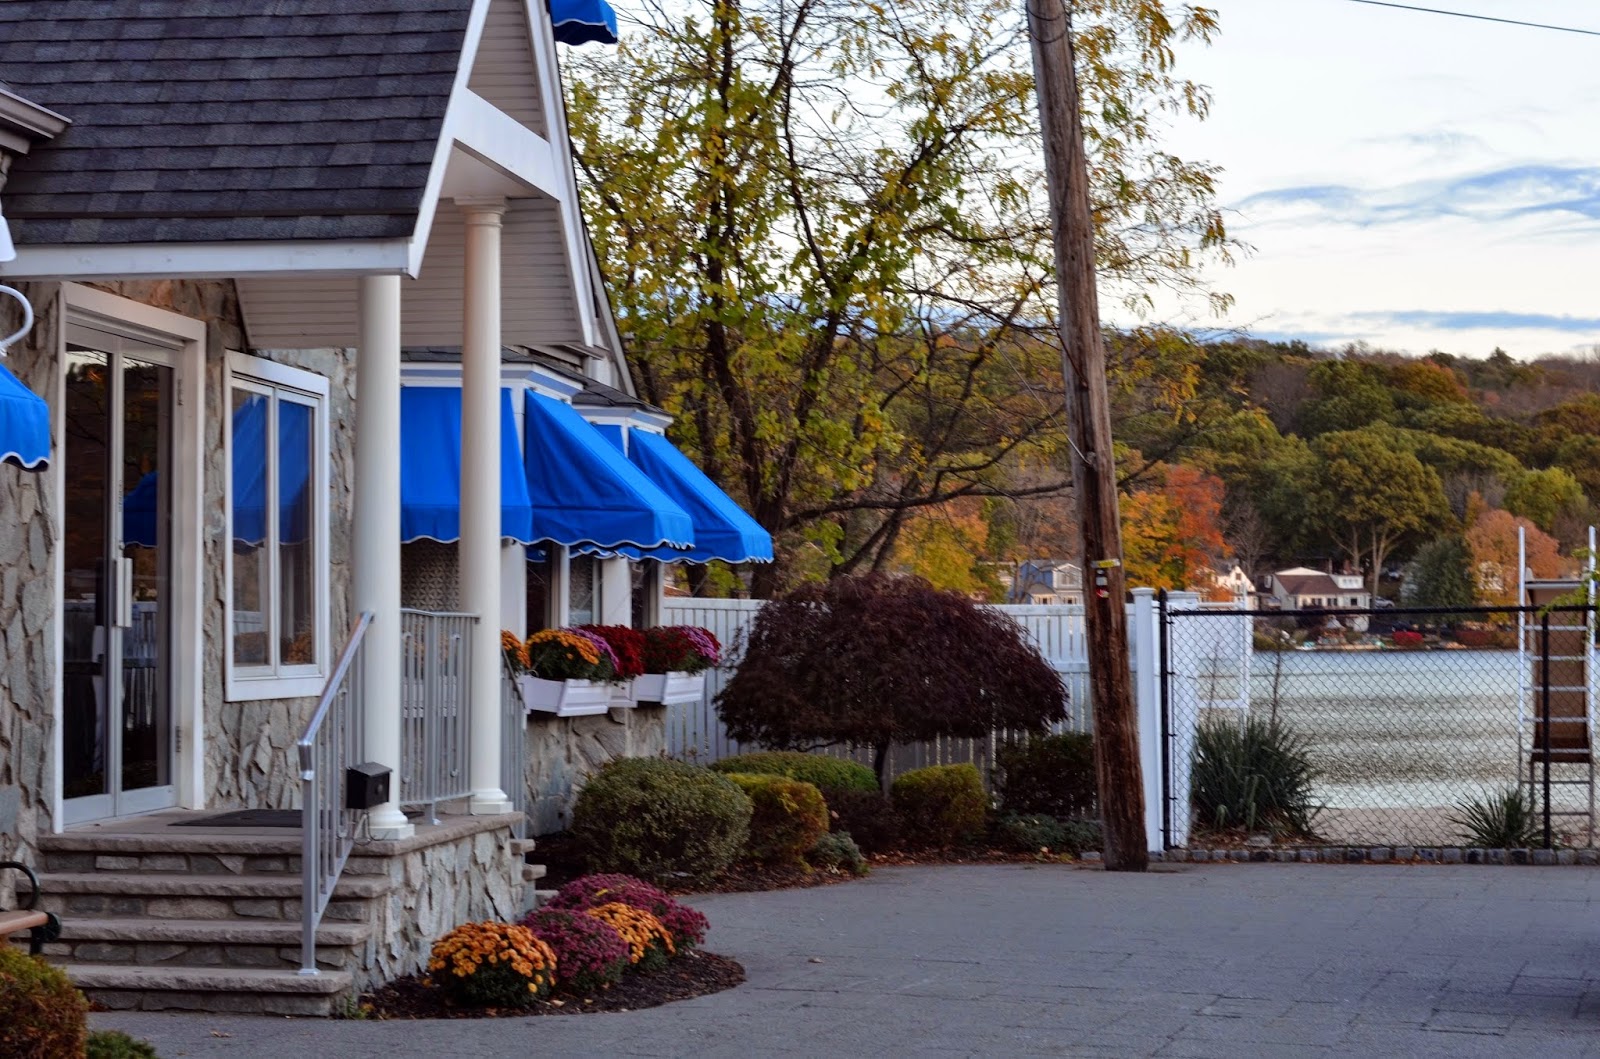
1129, 588, 1162, 854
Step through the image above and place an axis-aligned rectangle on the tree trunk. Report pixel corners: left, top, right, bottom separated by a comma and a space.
1027, 0, 1146, 871
873, 741, 891, 789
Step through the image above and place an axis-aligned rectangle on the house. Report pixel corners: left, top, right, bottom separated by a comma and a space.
1209, 563, 1257, 603
0, 0, 769, 1014
1007, 559, 1084, 605
1260, 567, 1371, 611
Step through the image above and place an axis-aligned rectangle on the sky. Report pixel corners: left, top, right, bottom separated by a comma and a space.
1130, 0, 1600, 360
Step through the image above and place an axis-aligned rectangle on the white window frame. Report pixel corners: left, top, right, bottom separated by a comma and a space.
223, 352, 331, 700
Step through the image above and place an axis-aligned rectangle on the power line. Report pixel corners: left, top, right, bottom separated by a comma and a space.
1335, 0, 1600, 37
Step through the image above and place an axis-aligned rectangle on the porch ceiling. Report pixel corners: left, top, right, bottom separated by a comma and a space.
237, 194, 585, 349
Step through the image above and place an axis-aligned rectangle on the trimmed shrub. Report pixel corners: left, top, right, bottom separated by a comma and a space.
722, 773, 830, 864
712, 751, 879, 796
994, 812, 1069, 853
427, 921, 556, 1008
994, 733, 1096, 818
891, 763, 988, 847
824, 788, 904, 854
1060, 818, 1104, 856
808, 831, 868, 875
85, 1030, 160, 1059
571, 758, 752, 884
522, 908, 631, 995
1191, 717, 1321, 839
586, 902, 675, 972
0, 945, 88, 1058
545, 873, 709, 951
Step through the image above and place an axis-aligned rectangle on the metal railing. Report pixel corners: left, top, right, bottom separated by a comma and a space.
502, 670, 529, 839
399, 609, 476, 824
297, 611, 372, 976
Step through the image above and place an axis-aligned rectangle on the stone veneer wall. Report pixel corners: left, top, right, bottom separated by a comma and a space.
356, 813, 527, 991
0, 283, 61, 884
84, 282, 356, 811
523, 706, 667, 836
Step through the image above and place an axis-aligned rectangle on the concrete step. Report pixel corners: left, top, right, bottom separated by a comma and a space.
46, 917, 370, 972
23, 871, 391, 922
65, 964, 356, 1016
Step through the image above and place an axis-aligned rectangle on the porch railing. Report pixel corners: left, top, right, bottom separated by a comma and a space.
399, 609, 476, 823
297, 611, 372, 976
502, 670, 528, 840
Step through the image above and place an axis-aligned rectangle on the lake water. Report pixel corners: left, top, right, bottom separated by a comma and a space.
1182, 648, 1592, 844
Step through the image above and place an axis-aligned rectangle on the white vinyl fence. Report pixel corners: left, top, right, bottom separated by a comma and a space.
662, 592, 1169, 806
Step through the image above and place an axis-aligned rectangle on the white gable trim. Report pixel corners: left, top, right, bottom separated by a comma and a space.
1, 238, 412, 282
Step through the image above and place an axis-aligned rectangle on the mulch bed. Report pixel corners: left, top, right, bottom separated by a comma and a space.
357, 950, 745, 1019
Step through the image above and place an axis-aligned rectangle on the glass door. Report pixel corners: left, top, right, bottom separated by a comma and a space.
62, 328, 177, 823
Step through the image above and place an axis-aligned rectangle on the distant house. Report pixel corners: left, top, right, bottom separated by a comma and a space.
1008, 559, 1083, 605
1261, 567, 1370, 611
1209, 562, 1257, 603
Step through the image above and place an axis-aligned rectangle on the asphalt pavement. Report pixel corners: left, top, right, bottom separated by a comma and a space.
94, 862, 1600, 1057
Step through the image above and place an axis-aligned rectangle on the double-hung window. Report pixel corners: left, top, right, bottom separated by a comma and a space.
224, 353, 330, 700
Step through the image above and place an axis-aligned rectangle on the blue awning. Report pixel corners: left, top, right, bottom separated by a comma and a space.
524, 391, 693, 550
400, 387, 535, 544
548, 0, 618, 45
599, 428, 773, 565
0, 362, 49, 470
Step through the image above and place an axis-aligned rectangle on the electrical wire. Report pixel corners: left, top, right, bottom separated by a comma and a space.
1333, 0, 1600, 38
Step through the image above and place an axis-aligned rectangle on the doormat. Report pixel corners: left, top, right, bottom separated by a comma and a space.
173, 809, 301, 828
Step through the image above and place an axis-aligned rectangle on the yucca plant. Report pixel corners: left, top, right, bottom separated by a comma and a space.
1191, 716, 1321, 839
1449, 787, 1541, 849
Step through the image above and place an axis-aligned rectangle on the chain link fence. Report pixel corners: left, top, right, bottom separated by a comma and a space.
1162, 602, 1597, 850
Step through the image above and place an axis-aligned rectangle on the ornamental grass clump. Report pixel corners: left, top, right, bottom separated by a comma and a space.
1191, 716, 1321, 839
522, 908, 630, 995
585, 902, 675, 972
571, 758, 752, 884
1450, 786, 1541, 849
545, 873, 709, 951
427, 921, 557, 1009
642, 625, 721, 673
0, 946, 89, 1058
575, 624, 648, 679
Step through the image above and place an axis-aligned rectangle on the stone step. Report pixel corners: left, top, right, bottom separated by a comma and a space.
46, 917, 370, 972
65, 964, 356, 1016
40, 831, 303, 857
23, 872, 391, 922
522, 863, 546, 883
43, 850, 301, 876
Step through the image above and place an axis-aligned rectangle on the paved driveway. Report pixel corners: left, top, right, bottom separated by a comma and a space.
97, 864, 1600, 1057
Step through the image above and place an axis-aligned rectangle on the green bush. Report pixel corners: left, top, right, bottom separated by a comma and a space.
0, 945, 88, 1058
994, 812, 1069, 853
1191, 717, 1321, 839
572, 758, 753, 884
1060, 818, 1103, 856
1450, 787, 1541, 849
994, 733, 1096, 818
86, 1030, 161, 1059
722, 773, 830, 864
823, 788, 904, 854
712, 751, 879, 796
890, 763, 988, 847
808, 831, 869, 875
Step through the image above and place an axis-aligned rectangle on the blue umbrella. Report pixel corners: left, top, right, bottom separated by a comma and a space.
0, 285, 49, 471
548, 0, 618, 45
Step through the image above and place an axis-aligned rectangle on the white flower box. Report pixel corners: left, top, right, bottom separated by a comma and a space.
517, 675, 613, 717
633, 670, 706, 706
608, 678, 638, 709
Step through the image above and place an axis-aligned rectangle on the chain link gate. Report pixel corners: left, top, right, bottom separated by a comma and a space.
1159, 596, 1598, 851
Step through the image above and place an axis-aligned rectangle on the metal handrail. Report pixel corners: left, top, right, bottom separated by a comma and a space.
297, 611, 372, 976
502, 668, 529, 840
399, 609, 476, 823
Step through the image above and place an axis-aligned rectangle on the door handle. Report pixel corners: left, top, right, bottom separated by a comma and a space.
117, 557, 134, 629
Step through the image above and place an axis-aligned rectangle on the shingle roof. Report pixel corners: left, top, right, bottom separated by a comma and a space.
1274, 573, 1344, 598
0, 0, 473, 245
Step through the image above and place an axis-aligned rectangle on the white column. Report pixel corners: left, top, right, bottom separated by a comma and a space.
461, 198, 514, 814
355, 274, 413, 839
501, 544, 527, 634
599, 558, 631, 626
1129, 588, 1162, 855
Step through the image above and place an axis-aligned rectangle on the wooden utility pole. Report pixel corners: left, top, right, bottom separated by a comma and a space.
1025, 0, 1148, 871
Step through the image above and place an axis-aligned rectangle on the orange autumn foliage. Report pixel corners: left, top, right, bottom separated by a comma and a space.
1121, 463, 1227, 591
1465, 507, 1568, 606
